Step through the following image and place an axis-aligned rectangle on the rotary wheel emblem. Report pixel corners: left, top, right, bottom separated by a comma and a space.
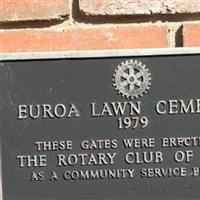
113, 59, 151, 99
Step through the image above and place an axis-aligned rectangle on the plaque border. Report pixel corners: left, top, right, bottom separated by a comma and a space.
0, 150, 2, 200
1, 47, 200, 200
1, 47, 200, 61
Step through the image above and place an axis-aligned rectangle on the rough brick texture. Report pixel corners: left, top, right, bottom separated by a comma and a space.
183, 24, 200, 47
79, 0, 200, 15
0, 0, 69, 22
1, 27, 167, 52
0, 0, 200, 52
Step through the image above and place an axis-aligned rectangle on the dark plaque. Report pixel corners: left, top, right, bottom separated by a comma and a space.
1, 50, 200, 200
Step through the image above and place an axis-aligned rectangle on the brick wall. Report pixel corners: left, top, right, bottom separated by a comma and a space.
1, 0, 200, 53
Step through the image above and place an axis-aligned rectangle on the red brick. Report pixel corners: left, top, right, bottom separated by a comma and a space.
79, 0, 200, 15
0, 0, 69, 22
183, 24, 200, 47
0, 26, 167, 52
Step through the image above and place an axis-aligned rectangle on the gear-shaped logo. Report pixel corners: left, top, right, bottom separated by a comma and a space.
113, 59, 151, 99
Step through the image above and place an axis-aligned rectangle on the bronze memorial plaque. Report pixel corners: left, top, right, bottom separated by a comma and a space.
1, 49, 200, 199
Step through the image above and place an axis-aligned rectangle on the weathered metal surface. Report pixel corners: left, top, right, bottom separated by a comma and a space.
1, 53, 200, 199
